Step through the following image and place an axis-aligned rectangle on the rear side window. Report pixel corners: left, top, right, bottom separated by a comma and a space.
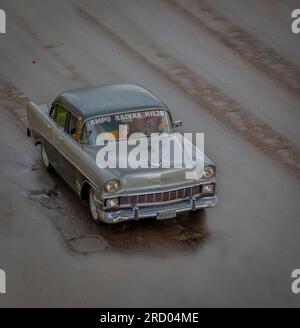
55, 105, 68, 129
81, 123, 92, 145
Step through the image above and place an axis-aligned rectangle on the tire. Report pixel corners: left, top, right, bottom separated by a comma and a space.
41, 143, 52, 171
89, 187, 100, 223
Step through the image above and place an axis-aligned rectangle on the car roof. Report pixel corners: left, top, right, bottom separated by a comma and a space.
54, 84, 168, 120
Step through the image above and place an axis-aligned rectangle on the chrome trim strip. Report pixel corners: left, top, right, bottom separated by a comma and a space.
122, 179, 216, 197
111, 180, 215, 198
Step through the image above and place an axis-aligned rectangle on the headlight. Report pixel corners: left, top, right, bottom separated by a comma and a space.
203, 166, 215, 179
104, 179, 121, 193
105, 198, 119, 208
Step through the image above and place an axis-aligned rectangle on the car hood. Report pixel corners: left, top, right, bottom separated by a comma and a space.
83, 133, 214, 193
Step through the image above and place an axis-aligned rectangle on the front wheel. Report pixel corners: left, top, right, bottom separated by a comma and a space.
41, 143, 52, 171
89, 188, 100, 223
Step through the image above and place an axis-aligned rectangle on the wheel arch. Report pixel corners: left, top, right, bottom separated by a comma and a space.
80, 181, 91, 201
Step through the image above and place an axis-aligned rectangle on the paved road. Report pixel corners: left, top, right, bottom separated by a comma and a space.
0, 0, 299, 307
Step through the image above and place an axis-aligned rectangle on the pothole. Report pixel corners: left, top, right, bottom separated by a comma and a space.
28, 188, 64, 209
68, 236, 109, 253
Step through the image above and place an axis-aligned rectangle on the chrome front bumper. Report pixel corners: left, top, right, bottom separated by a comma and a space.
97, 195, 217, 224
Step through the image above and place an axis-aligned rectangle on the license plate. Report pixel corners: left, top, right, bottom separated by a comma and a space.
156, 210, 177, 220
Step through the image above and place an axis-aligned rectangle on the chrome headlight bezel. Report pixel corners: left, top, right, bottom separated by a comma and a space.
104, 179, 121, 193
203, 165, 216, 179
202, 184, 215, 195
105, 198, 120, 208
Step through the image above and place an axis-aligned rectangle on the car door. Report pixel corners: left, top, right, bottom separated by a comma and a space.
54, 105, 82, 190
51, 104, 71, 181
43, 104, 59, 169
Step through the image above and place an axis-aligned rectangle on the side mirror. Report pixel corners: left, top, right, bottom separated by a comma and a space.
173, 120, 182, 128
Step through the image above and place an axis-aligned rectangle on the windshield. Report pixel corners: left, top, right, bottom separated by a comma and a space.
81, 109, 172, 145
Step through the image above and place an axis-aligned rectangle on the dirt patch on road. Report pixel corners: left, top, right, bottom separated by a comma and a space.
167, 0, 300, 99
28, 188, 64, 210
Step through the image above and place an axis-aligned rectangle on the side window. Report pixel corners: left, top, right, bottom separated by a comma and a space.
67, 114, 80, 141
55, 105, 68, 129
50, 105, 57, 120
81, 123, 94, 145
81, 124, 89, 145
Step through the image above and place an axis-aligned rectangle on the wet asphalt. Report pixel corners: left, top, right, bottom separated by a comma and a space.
0, 0, 299, 307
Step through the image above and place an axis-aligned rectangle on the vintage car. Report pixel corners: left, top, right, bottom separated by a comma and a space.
27, 84, 217, 223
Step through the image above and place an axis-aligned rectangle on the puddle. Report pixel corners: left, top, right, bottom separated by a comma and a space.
68, 236, 109, 253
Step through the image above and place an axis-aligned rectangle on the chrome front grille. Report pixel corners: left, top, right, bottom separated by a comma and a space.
120, 185, 202, 206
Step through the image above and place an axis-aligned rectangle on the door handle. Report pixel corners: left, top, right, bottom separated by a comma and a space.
47, 125, 52, 129
58, 136, 63, 141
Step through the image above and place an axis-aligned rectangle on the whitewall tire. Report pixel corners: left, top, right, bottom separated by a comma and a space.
89, 187, 100, 222
41, 143, 52, 171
